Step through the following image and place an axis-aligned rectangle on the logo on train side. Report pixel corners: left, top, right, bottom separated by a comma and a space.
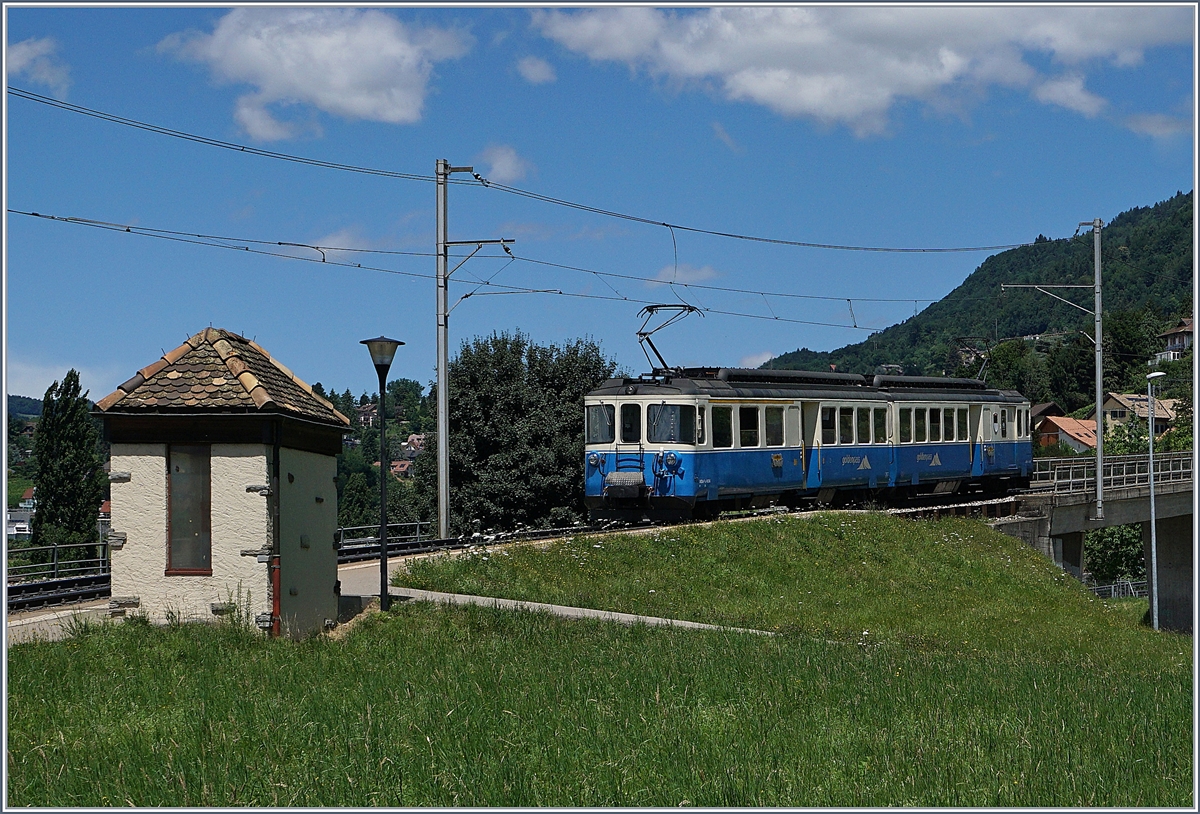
840, 455, 861, 466
916, 453, 943, 466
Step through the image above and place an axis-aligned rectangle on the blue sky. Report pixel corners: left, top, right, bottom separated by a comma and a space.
4, 5, 1195, 403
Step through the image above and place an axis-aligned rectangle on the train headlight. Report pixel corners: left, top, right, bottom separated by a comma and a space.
587, 452, 601, 467
664, 451, 678, 467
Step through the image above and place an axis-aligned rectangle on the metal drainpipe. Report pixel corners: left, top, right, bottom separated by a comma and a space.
271, 419, 282, 637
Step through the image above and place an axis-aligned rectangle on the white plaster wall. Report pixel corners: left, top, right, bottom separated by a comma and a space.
109, 443, 271, 624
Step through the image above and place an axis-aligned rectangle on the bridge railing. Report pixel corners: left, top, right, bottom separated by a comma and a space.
1030, 451, 1192, 493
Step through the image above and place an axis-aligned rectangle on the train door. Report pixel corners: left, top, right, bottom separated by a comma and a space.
969, 405, 983, 463
801, 402, 820, 486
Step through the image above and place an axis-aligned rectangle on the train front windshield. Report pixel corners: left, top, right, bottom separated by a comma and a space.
586, 404, 615, 444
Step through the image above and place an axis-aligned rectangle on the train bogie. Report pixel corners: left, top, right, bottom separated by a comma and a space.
584, 367, 1032, 521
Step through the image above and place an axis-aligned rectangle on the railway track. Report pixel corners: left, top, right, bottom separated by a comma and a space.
7, 573, 112, 614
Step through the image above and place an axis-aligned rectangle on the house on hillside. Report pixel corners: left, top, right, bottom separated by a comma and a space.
1152, 317, 1193, 365
96, 327, 350, 639
356, 403, 378, 427
1036, 416, 1097, 453
1087, 393, 1177, 435
18, 488, 36, 512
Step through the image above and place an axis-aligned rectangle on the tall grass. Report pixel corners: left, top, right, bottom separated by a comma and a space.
7, 514, 1192, 807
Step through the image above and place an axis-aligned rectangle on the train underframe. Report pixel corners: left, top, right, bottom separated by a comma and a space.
586, 474, 1030, 523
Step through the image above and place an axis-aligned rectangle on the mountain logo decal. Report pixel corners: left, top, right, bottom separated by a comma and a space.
930, 453, 942, 467
857, 457, 872, 470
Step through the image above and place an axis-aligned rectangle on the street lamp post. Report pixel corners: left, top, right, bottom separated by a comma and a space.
1146, 370, 1166, 631
361, 336, 405, 611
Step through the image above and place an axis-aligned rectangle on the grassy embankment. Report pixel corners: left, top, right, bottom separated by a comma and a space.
7, 513, 1192, 806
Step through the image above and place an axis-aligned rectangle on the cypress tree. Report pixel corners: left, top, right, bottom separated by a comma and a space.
30, 369, 106, 565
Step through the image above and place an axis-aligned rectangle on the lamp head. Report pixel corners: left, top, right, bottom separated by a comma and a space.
360, 336, 404, 374
1147, 371, 1167, 381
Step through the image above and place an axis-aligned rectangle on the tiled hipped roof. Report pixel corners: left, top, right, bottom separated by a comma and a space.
96, 328, 349, 427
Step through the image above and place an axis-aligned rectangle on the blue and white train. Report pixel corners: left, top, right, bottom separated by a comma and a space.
583, 367, 1032, 521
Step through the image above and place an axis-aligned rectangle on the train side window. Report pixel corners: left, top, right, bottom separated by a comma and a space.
1000, 409, 1008, 439
873, 408, 887, 444
991, 410, 999, 437
944, 409, 955, 442
765, 406, 784, 447
697, 407, 706, 445
929, 408, 941, 442
712, 406, 733, 448
586, 404, 615, 444
915, 409, 927, 443
839, 407, 854, 445
821, 407, 837, 444
856, 407, 870, 446
1016, 409, 1023, 437
957, 408, 968, 441
620, 403, 641, 444
785, 406, 801, 447
899, 408, 912, 443
740, 406, 760, 447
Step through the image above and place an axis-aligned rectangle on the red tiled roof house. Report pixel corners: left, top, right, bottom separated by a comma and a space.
96, 328, 350, 638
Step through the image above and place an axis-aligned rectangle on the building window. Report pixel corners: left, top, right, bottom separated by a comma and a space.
168, 444, 211, 575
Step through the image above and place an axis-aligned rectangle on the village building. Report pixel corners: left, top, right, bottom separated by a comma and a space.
1087, 392, 1178, 436
1152, 317, 1193, 364
1035, 416, 1097, 453
96, 328, 350, 638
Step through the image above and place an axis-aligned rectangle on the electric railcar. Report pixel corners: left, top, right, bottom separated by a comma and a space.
584, 367, 1032, 521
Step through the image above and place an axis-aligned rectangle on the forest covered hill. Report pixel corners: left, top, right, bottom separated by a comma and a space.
769, 191, 1193, 402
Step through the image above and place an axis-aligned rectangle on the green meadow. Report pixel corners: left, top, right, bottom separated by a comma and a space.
7, 514, 1192, 806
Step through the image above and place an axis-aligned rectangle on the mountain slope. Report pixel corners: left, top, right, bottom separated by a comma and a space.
770, 191, 1192, 376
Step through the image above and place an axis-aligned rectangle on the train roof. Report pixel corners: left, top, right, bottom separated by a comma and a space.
587, 367, 1027, 403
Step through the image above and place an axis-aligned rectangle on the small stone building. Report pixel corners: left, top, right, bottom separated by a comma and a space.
96, 328, 350, 638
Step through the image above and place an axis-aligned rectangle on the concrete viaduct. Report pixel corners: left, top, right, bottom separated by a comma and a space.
993, 451, 1193, 632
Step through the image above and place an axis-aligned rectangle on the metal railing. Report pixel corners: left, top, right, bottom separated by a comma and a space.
1030, 451, 1192, 494
1088, 579, 1147, 599
6, 541, 110, 583
335, 522, 433, 563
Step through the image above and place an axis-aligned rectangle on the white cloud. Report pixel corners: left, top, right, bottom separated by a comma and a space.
479, 145, 532, 184
739, 351, 775, 369
1124, 113, 1191, 139
517, 56, 556, 84
1032, 74, 1106, 117
8, 37, 71, 97
5, 359, 123, 402
650, 263, 719, 285
159, 8, 471, 141
535, 7, 1190, 135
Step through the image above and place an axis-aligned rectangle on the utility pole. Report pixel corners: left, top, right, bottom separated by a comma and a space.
1085, 218, 1104, 520
435, 159, 512, 540
1000, 217, 1105, 520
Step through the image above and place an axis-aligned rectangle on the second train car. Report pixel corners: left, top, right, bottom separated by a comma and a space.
583, 367, 1032, 521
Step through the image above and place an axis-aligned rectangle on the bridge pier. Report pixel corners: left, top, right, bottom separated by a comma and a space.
1143, 514, 1193, 633
1054, 531, 1084, 580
